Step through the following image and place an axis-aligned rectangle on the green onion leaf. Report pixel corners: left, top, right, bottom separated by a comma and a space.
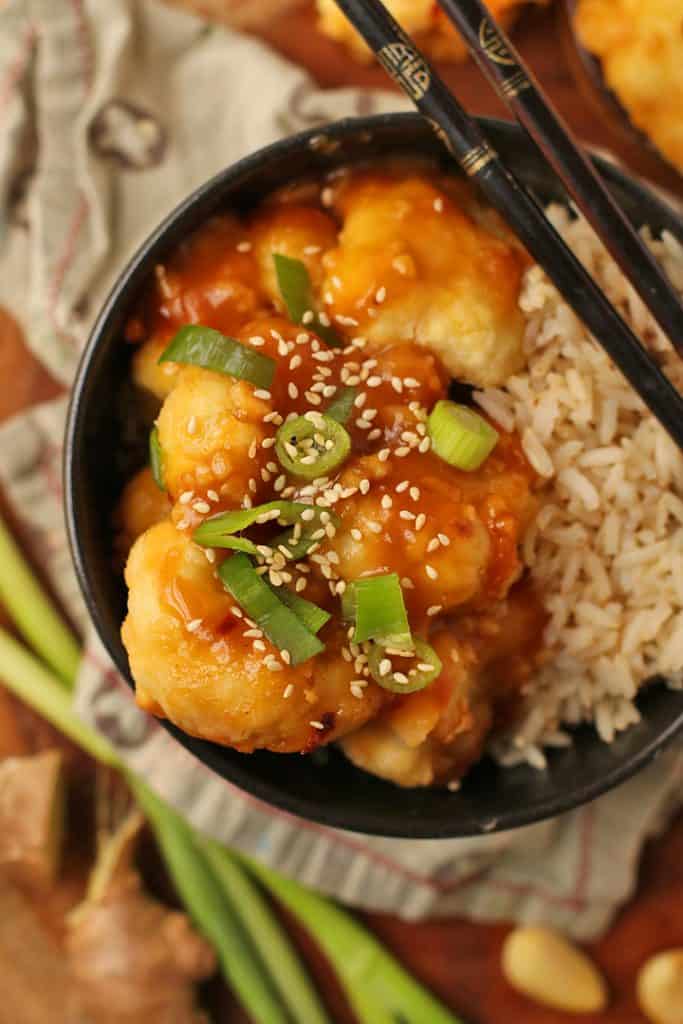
272, 509, 341, 560
193, 501, 311, 549
149, 427, 165, 491
271, 586, 331, 635
368, 638, 441, 693
158, 325, 276, 389
325, 386, 357, 424
346, 574, 412, 649
273, 254, 342, 348
428, 400, 499, 471
219, 553, 323, 665
276, 414, 350, 480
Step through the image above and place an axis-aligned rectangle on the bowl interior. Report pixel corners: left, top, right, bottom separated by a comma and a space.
65, 114, 683, 838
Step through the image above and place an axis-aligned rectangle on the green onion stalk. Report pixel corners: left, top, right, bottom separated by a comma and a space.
0, 509, 464, 1024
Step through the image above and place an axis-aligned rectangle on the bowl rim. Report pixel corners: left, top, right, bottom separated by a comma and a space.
64, 112, 683, 837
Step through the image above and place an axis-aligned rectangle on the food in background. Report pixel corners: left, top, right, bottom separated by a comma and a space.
575, 0, 683, 173
317, 0, 548, 63
501, 925, 609, 1013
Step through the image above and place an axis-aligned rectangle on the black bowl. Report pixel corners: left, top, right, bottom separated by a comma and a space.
65, 114, 683, 838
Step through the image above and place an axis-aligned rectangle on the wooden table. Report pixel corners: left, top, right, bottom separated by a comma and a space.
1, 3, 682, 1021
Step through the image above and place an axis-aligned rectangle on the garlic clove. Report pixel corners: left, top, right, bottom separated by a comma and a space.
501, 925, 609, 1014
637, 949, 683, 1024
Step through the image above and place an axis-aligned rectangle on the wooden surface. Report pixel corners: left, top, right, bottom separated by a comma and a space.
1, 2, 683, 1021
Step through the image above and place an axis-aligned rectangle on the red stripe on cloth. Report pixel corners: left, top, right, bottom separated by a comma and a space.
69, 0, 94, 93
0, 23, 36, 123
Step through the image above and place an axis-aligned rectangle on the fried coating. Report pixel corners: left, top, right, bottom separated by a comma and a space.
122, 523, 386, 752
114, 467, 171, 559
323, 174, 529, 388
249, 204, 338, 310
575, 0, 683, 173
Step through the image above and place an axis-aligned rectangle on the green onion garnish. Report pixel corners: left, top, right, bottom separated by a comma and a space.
149, 426, 165, 491
219, 553, 323, 665
276, 414, 350, 480
344, 574, 412, 650
158, 325, 276, 389
272, 510, 341, 561
193, 501, 311, 549
427, 400, 499, 471
368, 638, 442, 694
271, 586, 331, 635
273, 254, 342, 348
325, 386, 357, 424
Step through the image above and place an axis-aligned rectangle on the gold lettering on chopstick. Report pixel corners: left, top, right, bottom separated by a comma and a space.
377, 43, 431, 101
461, 144, 496, 177
500, 69, 531, 99
478, 18, 515, 66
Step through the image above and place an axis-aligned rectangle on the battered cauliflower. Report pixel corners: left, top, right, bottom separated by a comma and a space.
323, 174, 529, 388
122, 523, 386, 752
249, 204, 338, 310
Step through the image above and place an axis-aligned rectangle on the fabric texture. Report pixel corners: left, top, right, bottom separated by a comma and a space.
0, 0, 681, 939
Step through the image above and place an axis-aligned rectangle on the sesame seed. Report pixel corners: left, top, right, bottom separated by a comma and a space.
254, 389, 271, 401
399, 510, 415, 521
302, 310, 314, 324
335, 580, 346, 594
391, 377, 403, 394
253, 639, 266, 652
410, 486, 421, 501
379, 658, 392, 677
425, 564, 438, 580
378, 448, 390, 462
438, 533, 450, 546
415, 513, 426, 530
186, 618, 202, 633
375, 286, 386, 303
176, 519, 189, 530
283, 684, 294, 698
304, 245, 321, 255
301, 507, 316, 521
350, 528, 362, 541
263, 411, 282, 424
355, 418, 371, 430
395, 446, 410, 457
193, 500, 211, 514
368, 521, 382, 534
269, 570, 283, 587
361, 407, 378, 421
204, 549, 216, 564
231, 606, 243, 618
318, 311, 331, 327
289, 354, 302, 371
250, 335, 265, 346
368, 428, 382, 441
341, 647, 352, 662
351, 685, 364, 699
404, 377, 420, 388
281, 650, 292, 665
310, 720, 325, 730
393, 672, 409, 684
265, 656, 283, 672
321, 186, 334, 206
262, 437, 276, 449
427, 538, 439, 553
237, 240, 252, 252
288, 382, 299, 400
359, 478, 371, 495
418, 437, 431, 453
274, 475, 286, 492
260, 468, 271, 483
354, 392, 367, 408
324, 291, 334, 305
187, 415, 197, 435
395, 480, 409, 493
401, 577, 415, 589
266, 461, 278, 473
392, 256, 409, 275
306, 391, 322, 405
179, 490, 194, 504
322, 385, 337, 398
381, 494, 393, 510
295, 577, 307, 592
336, 314, 359, 326
207, 489, 219, 502
427, 605, 443, 617
367, 375, 382, 388
433, 197, 444, 212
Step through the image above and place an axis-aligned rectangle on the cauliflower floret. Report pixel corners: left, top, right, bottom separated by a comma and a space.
249, 204, 338, 310
155, 365, 270, 503
323, 174, 529, 388
122, 523, 386, 752
114, 467, 171, 558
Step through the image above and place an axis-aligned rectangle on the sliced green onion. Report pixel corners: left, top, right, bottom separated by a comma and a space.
193, 501, 310, 549
158, 325, 276, 389
270, 586, 330, 635
428, 400, 499, 471
325, 386, 356, 424
368, 638, 441, 694
149, 427, 165, 491
216, 536, 260, 555
346, 574, 412, 650
273, 254, 342, 348
272, 509, 341, 560
276, 414, 350, 479
219, 553, 323, 665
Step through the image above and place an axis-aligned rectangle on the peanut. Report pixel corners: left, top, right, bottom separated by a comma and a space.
637, 950, 683, 1024
501, 925, 608, 1013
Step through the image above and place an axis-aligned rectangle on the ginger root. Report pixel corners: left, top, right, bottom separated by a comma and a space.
0, 749, 65, 888
67, 810, 215, 1024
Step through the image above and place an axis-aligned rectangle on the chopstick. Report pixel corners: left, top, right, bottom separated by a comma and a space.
435, 0, 683, 356
332, 0, 683, 452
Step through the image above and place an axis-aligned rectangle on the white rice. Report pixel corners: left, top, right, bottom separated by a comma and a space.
481, 205, 683, 765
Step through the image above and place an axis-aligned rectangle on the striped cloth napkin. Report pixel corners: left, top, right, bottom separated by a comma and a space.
0, 0, 680, 939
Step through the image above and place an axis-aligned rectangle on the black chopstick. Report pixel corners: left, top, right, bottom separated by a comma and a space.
332, 0, 683, 452
435, 0, 683, 356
